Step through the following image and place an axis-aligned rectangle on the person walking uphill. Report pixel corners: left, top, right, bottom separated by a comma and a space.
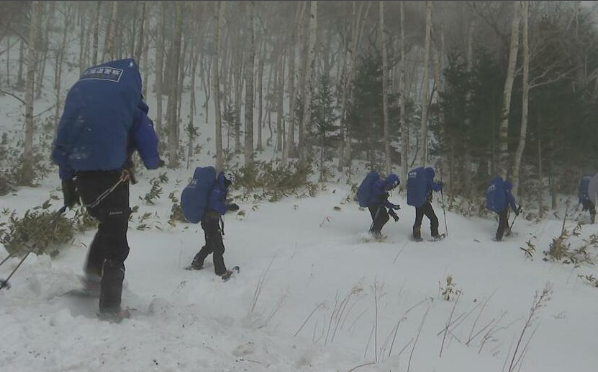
407, 167, 443, 241
578, 174, 596, 224
486, 176, 520, 241
52, 58, 162, 321
357, 172, 400, 240
182, 168, 239, 279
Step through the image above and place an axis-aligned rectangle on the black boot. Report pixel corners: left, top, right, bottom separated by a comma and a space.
99, 259, 125, 315
190, 248, 207, 270
413, 225, 422, 240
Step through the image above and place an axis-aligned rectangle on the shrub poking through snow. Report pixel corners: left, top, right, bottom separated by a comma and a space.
578, 274, 598, 288
0, 204, 74, 257
439, 275, 462, 301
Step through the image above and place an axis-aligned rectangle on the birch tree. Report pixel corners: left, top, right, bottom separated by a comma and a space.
512, 1, 529, 195
167, 2, 183, 168
498, 1, 521, 179
244, 1, 256, 167
22, 1, 42, 185
299, 0, 317, 164
419, 1, 433, 167
380, 1, 391, 175
399, 1, 408, 187
213, 1, 226, 171
91, 1, 100, 66
102, 1, 119, 62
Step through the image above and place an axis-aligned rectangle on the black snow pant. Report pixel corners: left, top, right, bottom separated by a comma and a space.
75, 170, 131, 314
193, 212, 227, 276
582, 200, 596, 223
496, 208, 510, 241
368, 205, 389, 236
413, 202, 439, 238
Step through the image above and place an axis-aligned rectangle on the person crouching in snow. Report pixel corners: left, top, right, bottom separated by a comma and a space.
495, 180, 520, 241
190, 172, 239, 279
368, 174, 401, 239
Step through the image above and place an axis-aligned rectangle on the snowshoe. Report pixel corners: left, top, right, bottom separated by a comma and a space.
98, 308, 131, 323
221, 266, 240, 282
429, 234, 447, 242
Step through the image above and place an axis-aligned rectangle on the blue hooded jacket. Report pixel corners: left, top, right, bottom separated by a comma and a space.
504, 180, 518, 213
425, 167, 442, 194
52, 58, 160, 180
371, 174, 400, 209
207, 172, 230, 216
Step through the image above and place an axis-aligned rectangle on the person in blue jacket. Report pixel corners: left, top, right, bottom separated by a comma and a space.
413, 167, 443, 240
368, 174, 400, 239
190, 172, 239, 279
578, 174, 595, 224
496, 180, 520, 241
52, 58, 162, 320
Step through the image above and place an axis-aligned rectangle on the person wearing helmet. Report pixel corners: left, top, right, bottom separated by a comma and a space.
496, 179, 519, 241
190, 171, 239, 279
368, 173, 401, 239
413, 167, 443, 240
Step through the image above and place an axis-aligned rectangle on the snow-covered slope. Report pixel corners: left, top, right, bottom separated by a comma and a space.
1, 174, 598, 372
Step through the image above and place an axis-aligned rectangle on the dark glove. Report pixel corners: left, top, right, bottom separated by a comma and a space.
226, 203, 240, 212
391, 204, 401, 210
62, 179, 80, 209
516, 205, 522, 216
389, 209, 399, 222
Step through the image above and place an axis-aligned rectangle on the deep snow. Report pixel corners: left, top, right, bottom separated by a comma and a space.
1, 32, 598, 372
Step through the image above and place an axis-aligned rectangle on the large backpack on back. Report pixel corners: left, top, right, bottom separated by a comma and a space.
357, 171, 380, 207
181, 166, 217, 223
407, 167, 427, 207
485, 176, 506, 213
579, 175, 592, 202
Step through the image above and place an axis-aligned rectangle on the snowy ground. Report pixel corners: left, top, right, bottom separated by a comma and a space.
2, 34, 598, 372
1, 169, 598, 372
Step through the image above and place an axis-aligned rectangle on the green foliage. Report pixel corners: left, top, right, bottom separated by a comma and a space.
141, 173, 169, 205
543, 225, 598, 265
168, 191, 187, 226
233, 161, 316, 202
0, 206, 74, 257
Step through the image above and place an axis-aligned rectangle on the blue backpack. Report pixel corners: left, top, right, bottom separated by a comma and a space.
181, 166, 217, 223
407, 167, 427, 207
486, 176, 506, 213
357, 171, 380, 207
579, 175, 592, 202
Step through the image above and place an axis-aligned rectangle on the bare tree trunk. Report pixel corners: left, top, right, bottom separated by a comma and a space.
419, 1, 432, 167
102, 1, 119, 62
399, 1, 408, 186
462, 12, 476, 195
256, 43, 265, 151
213, 1, 225, 171
78, 3, 86, 75
244, 1, 256, 167
187, 43, 200, 169
276, 46, 286, 153
134, 1, 146, 63
155, 2, 166, 135
91, 1, 100, 66
299, 0, 318, 164
537, 118, 543, 217
498, 1, 521, 179
54, 5, 70, 121
380, 1, 391, 175
201, 55, 212, 125
22, 1, 42, 185
167, 2, 183, 168
142, 8, 149, 98
512, 1, 529, 196
284, 2, 305, 162
17, 39, 25, 87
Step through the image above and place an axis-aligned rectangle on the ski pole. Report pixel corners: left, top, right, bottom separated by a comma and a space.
508, 206, 522, 233
0, 206, 67, 291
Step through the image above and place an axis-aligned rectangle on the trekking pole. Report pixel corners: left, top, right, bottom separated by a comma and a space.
441, 188, 449, 237
0, 206, 67, 290
508, 206, 522, 235
439, 169, 449, 237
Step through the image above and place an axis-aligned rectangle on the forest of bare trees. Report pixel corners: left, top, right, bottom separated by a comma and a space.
1, 1, 598, 212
